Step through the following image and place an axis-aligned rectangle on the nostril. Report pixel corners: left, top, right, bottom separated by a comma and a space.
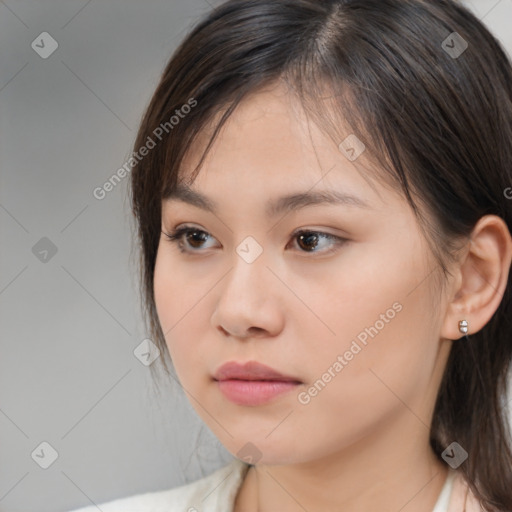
217, 325, 267, 338
248, 327, 266, 336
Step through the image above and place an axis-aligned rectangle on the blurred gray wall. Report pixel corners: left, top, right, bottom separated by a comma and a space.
0, 1, 511, 511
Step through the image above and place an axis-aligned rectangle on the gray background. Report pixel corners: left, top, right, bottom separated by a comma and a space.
1, 1, 511, 511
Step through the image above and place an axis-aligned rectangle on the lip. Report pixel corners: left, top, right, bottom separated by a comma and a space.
213, 361, 302, 406
213, 360, 301, 382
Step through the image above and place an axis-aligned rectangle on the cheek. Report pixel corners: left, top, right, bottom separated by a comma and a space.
153, 248, 214, 383
289, 293, 439, 456
153, 245, 205, 330
153, 251, 188, 362
300, 237, 439, 403
153, 250, 176, 333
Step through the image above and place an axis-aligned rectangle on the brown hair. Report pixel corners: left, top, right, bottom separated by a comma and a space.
129, 0, 512, 508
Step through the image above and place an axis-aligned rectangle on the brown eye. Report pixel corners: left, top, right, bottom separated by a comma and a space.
290, 230, 347, 254
297, 232, 320, 252
185, 230, 209, 248
163, 227, 217, 253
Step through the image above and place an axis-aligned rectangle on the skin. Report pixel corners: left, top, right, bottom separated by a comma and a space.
153, 82, 512, 512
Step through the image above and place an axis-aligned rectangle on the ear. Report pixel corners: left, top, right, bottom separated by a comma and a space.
441, 215, 512, 341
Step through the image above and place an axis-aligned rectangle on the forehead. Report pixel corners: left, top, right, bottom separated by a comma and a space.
171, 84, 397, 212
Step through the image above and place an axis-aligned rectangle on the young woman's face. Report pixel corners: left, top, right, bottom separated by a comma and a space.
154, 84, 453, 466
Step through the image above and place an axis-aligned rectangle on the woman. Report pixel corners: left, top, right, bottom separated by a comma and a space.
71, 0, 512, 510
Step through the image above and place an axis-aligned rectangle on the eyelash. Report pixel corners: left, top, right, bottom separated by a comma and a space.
162, 225, 347, 255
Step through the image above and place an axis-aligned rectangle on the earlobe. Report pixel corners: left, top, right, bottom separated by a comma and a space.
440, 214, 512, 341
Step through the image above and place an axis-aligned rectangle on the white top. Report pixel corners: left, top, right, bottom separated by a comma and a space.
69, 458, 457, 512
432, 468, 456, 512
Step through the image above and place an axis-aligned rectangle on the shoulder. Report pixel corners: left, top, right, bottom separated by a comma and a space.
67, 458, 250, 512
447, 471, 486, 512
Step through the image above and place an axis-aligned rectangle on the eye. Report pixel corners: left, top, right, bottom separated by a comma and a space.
162, 225, 347, 255
289, 229, 347, 254
162, 226, 218, 253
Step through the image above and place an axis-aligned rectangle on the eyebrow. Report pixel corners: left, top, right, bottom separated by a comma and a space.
164, 183, 371, 217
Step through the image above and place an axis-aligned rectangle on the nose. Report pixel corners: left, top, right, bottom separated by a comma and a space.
211, 246, 285, 340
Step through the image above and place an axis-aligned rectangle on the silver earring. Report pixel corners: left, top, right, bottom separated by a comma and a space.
458, 319, 468, 335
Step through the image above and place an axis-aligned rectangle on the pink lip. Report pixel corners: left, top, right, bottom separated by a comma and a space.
213, 361, 302, 406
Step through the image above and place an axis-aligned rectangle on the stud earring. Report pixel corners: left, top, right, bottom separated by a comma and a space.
458, 319, 468, 335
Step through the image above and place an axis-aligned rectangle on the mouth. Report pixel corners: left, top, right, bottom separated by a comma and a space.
213, 360, 302, 406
